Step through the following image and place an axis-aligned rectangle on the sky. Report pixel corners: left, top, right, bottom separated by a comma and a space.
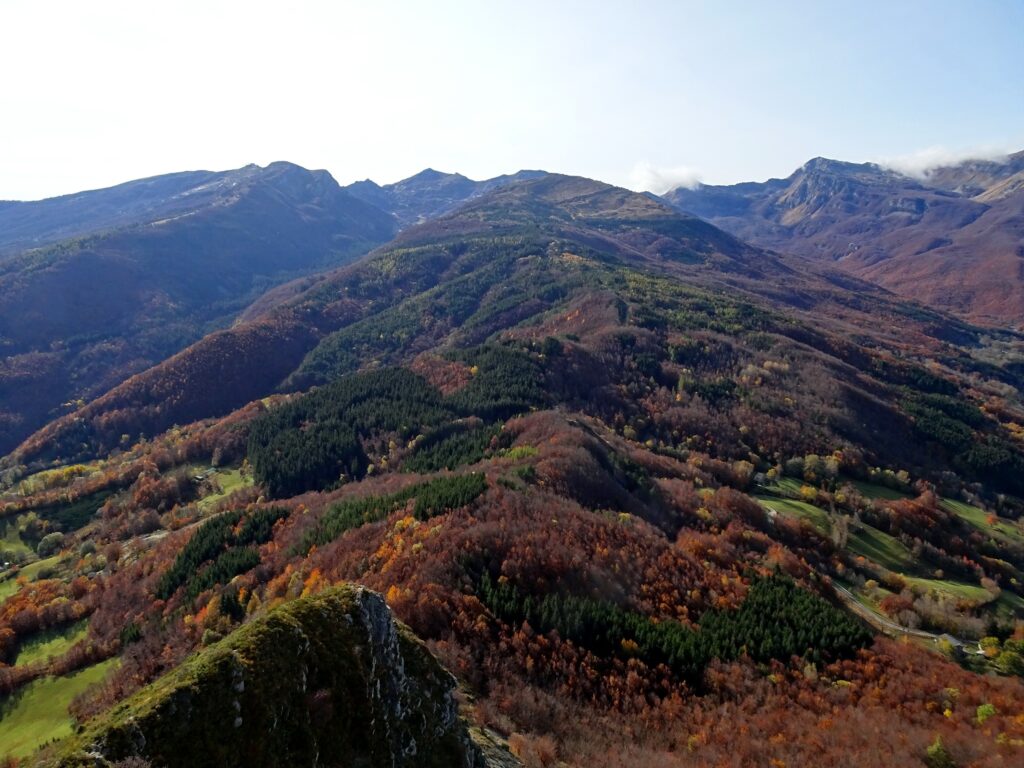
1, 0, 1023, 200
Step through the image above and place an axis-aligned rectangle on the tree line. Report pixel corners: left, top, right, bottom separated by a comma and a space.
248, 344, 545, 497
477, 573, 872, 685
156, 506, 289, 600
302, 473, 487, 553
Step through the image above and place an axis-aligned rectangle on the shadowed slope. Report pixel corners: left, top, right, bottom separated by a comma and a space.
0, 162, 397, 455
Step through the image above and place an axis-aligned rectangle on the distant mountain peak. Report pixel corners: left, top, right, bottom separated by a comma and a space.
796, 156, 887, 178
343, 168, 551, 227
660, 150, 1024, 326
404, 167, 467, 183
263, 159, 315, 173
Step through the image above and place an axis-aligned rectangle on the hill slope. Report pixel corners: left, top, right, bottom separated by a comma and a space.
662, 152, 1024, 326
1, 173, 870, 463
0, 162, 397, 455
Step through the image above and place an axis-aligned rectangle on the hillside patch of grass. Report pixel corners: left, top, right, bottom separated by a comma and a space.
941, 498, 1024, 546
847, 524, 916, 572
756, 495, 831, 535
761, 477, 806, 496
0, 576, 17, 603
0, 519, 32, 557
0, 555, 63, 602
850, 481, 911, 501
0, 657, 118, 760
13, 620, 88, 667
903, 576, 993, 604
197, 468, 252, 511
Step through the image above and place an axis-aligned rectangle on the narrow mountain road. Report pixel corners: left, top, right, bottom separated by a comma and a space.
832, 584, 939, 639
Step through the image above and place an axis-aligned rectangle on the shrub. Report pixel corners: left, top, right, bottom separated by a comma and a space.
37, 531, 66, 557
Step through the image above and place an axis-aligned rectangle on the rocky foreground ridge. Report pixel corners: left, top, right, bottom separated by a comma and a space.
43, 585, 518, 768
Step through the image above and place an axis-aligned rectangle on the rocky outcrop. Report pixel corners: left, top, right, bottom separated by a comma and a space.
45, 586, 519, 768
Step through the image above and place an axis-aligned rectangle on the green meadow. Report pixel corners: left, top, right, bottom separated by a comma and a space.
0, 658, 117, 760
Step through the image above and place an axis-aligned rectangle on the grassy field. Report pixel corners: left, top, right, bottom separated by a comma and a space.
843, 520, 1010, 617
762, 477, 806, 496
14, 621, 88, 667
847, 523, 916, 572
941, 498, 1024, 546
0, 518, 32, 558
903, 575, 994, 604
0, 575, 17, 603
197, 467, 252, 511
849, 481, 911, 501
762, 477, 911, 503
0, 555, 63, 603
0, 657, 117, 760
756, 495, 831, 535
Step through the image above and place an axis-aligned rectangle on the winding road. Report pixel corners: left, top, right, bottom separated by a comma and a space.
832, 583, 980, 655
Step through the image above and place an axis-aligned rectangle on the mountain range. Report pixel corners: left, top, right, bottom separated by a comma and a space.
1, 157, 1024, 767
662, 151, 1024, 326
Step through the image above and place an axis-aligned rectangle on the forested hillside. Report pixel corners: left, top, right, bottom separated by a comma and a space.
0, 162, 397, 457
2, 173, 1024, 767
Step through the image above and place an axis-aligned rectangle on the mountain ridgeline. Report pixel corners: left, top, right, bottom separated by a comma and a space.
344, 168, 548, 227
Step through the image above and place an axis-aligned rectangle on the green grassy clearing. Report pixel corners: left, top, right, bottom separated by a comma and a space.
17, 555, 62, 581
0, 576, 18, 603
197, 468, 252, 511
941, 498, 1024, 546
903, 575, 993, 604
764, 477, 806, 496
0, 519, 32, 557
0, 555, 64, 603
13, 621, 88, 667
847, 523, 916, 572
756, 495, 831, 535
0, 657, 117, 760
844, 522, 1013, 616
849, 480, 911, 501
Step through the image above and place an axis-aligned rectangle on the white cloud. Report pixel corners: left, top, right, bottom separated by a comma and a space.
627, 162, 702, 194
876, 144, 1016, 179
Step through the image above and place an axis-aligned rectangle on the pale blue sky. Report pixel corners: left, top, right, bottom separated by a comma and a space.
1, 0, 1022, 199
